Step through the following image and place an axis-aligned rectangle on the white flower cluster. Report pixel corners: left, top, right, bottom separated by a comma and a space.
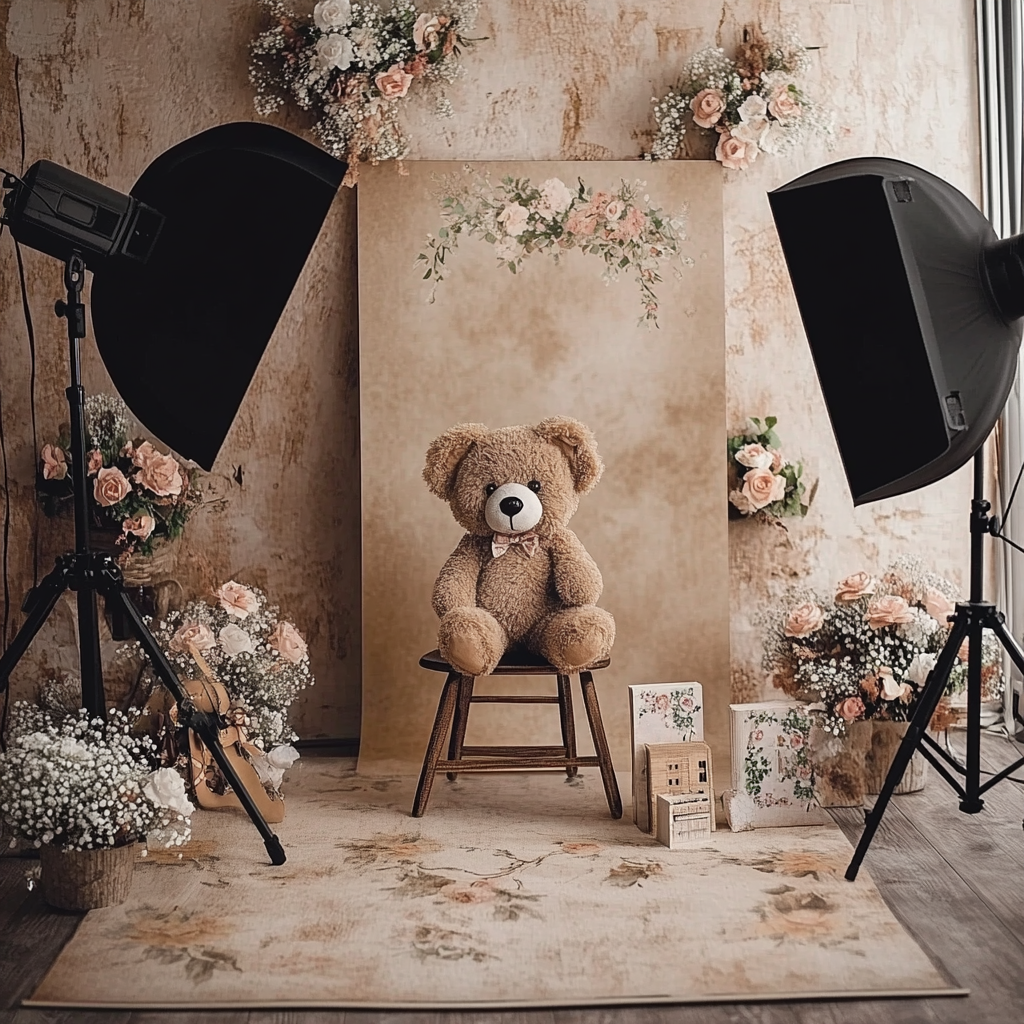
249, 0, 480, 182
120, 580, 313, 751
0, 706, 192, 852
84, 393, 131, 457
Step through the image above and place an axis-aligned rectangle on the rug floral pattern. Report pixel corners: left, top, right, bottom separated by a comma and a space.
29, 760, 956, 1008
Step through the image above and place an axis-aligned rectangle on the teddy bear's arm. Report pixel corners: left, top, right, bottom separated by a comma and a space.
549, 529, 603, 606
432, 535, 486, 617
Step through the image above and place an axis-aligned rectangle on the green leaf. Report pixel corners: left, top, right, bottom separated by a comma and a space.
438, 227, 449, 239
423, 269, 432, 279
509, 261, 517, 274
765, 416, 777, 429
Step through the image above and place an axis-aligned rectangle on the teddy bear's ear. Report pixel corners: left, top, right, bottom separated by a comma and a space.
535, 416, 604, 494
423, 423, 490, 500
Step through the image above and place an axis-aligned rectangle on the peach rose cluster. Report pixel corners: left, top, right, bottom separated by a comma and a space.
784, 602, 824, 638
216, 580, 260, 620
863, 595, 916, 630
132, 441, 183, 498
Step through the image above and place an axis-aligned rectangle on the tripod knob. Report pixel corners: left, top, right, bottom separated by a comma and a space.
54, 299, 67, 318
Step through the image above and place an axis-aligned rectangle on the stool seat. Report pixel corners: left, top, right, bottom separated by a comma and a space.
419, 649, 611, 675
411, 649, 622, 819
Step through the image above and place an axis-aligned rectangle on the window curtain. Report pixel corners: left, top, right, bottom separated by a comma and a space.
981, 0, 1024, 733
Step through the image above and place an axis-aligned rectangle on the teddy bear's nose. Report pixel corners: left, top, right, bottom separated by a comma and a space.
499, 495, 524, 518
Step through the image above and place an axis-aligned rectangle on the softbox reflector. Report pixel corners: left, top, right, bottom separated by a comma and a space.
768, 157, 1023, 505
91, 122, 345, 470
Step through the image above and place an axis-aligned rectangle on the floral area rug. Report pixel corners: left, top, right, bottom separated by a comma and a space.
28, 759, 961, 1009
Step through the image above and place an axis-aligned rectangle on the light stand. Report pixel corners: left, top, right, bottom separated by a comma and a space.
846, 447, 1024, 880
0, 254, 286, 866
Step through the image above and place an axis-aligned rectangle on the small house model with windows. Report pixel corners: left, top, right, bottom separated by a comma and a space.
645, 741, 715, 843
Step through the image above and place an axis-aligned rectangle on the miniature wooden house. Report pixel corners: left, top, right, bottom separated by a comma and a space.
656, 792, 714, 848
645, 741, 715, 836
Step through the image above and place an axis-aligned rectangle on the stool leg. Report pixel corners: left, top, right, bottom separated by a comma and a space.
412, 672, 460, 817
557, 674, 578, 778
446, 674, 475, 781
579, 671, 623, 819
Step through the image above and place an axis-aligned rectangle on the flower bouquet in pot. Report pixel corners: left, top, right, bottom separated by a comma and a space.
37, 394, 202, 582
0, 703, 193, 910
121, 580, 312, 804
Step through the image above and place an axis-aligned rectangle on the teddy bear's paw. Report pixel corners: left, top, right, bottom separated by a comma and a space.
438, 607, 506, 676
540, 606, 616, 672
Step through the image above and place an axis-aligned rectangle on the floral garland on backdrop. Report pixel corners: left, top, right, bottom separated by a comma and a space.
0, 704, 193, 853
419, 170, 690, 327
762, 558, 1003, 737
250, 0, 481, 185
37, 394, 202, 560
728, 416, 812, 522
120, 580, 312, 795
648, 26, 833, 169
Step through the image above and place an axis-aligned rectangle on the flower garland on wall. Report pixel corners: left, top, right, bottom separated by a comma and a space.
37, 394, 202, 559
728, 416, 811, 522
648, 26, 833, 169
762, 558, 1003, 737
250, 0, 482, 185
419, 170, 690, 326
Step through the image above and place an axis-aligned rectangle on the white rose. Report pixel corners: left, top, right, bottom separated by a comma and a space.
219, 623, 255, 657
604, 200, 624, 222
497, 202, 530, 238
267, 744, 300, 770
738, 94, 768, 122
758, 120, 787, 155
878, 667, 903, 701
143, 767, 194, 818
313, 0, 352, 31
906, 653, 937, 687
316, 32, 354, 71
732, 116, 770, 148
534, 177, 575, 219
734, 443, 773, 470
252, 745, 300, 791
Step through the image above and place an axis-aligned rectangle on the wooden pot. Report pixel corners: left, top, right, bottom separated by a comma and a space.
864, 720, 929, 795
39, 842, 136, 911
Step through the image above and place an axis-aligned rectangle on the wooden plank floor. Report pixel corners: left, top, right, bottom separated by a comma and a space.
2, 733, 1024, 1024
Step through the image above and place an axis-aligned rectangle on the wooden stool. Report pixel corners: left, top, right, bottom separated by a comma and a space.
411, 649, 622, 819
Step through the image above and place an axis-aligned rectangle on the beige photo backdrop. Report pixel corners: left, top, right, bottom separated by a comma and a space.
357, 161, 729, 785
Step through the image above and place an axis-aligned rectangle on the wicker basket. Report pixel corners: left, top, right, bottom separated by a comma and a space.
88, 528, 180, 587
39, 842, 136, 910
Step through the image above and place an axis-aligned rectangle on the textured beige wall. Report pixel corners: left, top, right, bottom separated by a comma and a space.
357, 160, 728, 774
0, 1, 978, 739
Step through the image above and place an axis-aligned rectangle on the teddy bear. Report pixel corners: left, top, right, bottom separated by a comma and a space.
423, 415, 615, 677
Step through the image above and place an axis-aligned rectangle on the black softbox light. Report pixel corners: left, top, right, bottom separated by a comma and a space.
90, 122, 345, 470
768, 157, 1024, 504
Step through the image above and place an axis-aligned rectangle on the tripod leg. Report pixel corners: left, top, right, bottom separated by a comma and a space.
76, 588, 106, 719
846, 610, 970, 881
109, 586, 286, 866
0, 565, 69, 693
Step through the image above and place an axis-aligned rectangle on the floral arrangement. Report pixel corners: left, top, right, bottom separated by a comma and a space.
728, 416, 810, 521
649, 26, 832, 169
250, 0, 481, 185
38, 394, 202, 559
0, 704, 193, 852
419, 170, 690, 326
743, 706, 815, 805
635, 686, 701, 737
763, 558, 1004, 737
123, 580, 312, 766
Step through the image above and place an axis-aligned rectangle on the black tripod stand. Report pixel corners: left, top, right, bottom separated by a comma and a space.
847, 450, 1024, 880
0, 254, 285, 865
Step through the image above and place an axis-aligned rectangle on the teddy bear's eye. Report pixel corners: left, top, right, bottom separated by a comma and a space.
484, 483, 497, 496
528, 480, 542, 492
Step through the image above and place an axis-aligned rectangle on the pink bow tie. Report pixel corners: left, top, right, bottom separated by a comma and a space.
492, 532, 540, 559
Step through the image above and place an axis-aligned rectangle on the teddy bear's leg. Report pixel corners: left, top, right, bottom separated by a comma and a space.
438, 607, 508, 676
533, 605, 615, 673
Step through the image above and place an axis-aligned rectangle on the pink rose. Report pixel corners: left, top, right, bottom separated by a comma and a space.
41, 444, 68, 481
790, 733, 804, 748
741, 467, 781, 510
413, 12, 442, 51
753, 729, 763, 741
735, 443, 772, 470
122, 514, 155, 541
784, 601, 825, 638
613, 205, 646, 241
169, 621, 217, 654
923, 588, 956, 624
604, 200, 624, 222
93, 466, 131, 507
654, 693, 670, 712
215, 580, 260, 619
689, 87, 726, 128
769, 448, 785, 472
269, 621, 309, 664
565, 208, 598, 236
715, 130, 759, 170
137, 451, 183, 498
86, 449, 103, 475
864, 595, 915, 629
375, 63, 414, 99
132, 440, 158, 468
836, 696, 866, 722
767, 84, 802, 123
835, 571, 876, 603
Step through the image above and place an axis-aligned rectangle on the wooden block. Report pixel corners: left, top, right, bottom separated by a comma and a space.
644, 741, 714, 835
656, 792, 714, 848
